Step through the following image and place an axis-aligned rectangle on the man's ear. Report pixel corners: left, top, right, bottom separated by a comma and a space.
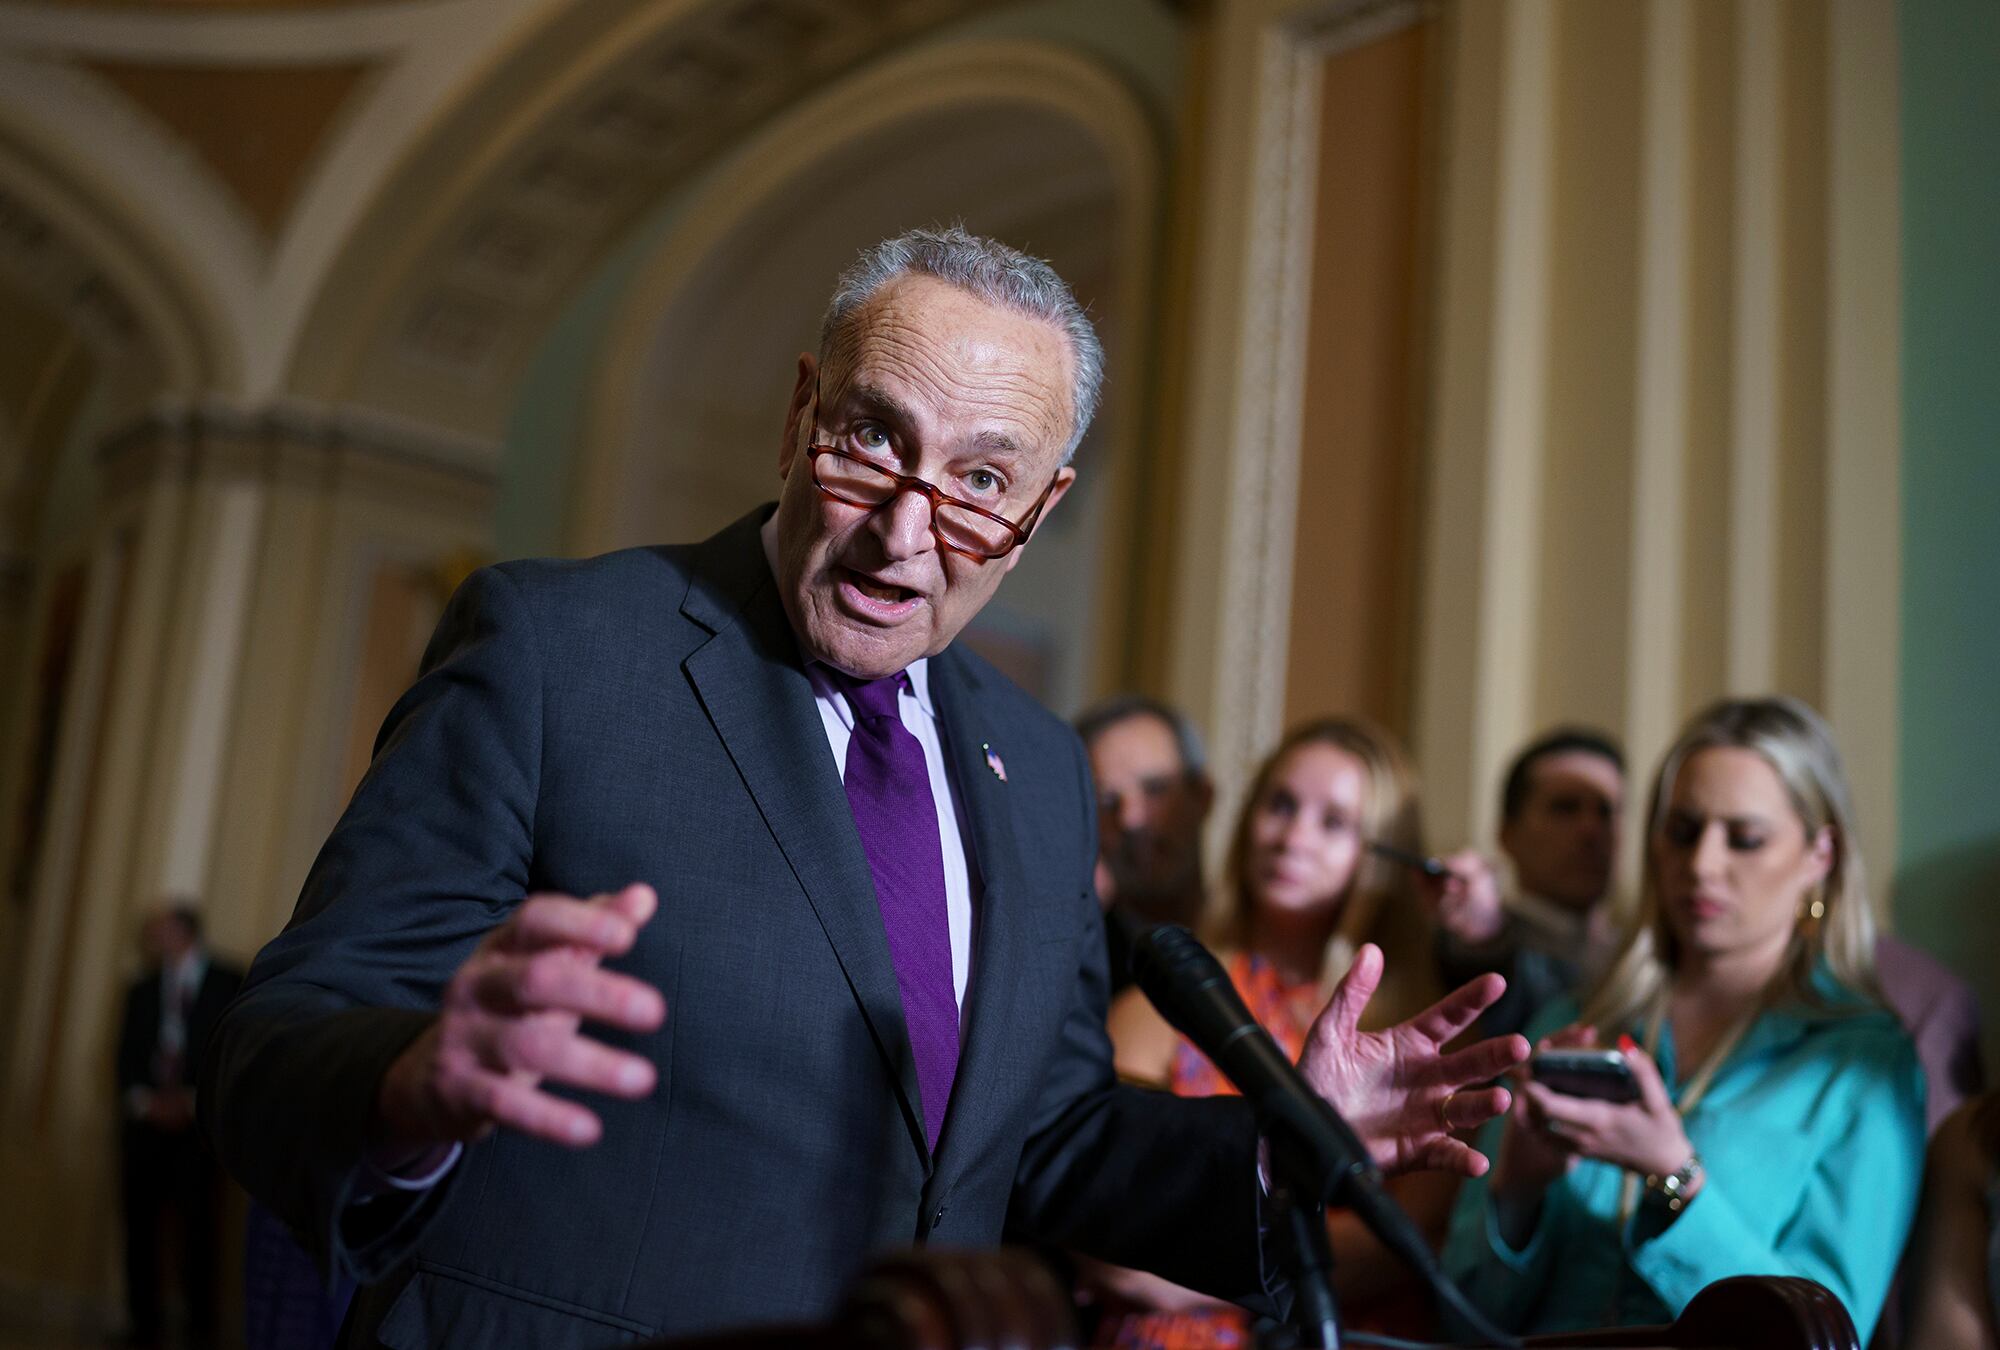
779, 353, 817, 478
999, 466, 1078, 576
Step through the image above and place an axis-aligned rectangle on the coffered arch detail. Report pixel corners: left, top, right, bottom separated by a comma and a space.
0, 114, 237, 404
285, 0, 1025, 439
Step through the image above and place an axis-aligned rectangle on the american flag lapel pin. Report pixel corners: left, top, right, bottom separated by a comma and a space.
982, 743, 1008, 782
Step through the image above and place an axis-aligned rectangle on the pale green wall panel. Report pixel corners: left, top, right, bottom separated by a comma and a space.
1897, 0, 2000, 1076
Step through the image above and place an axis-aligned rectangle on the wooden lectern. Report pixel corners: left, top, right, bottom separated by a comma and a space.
643, 1255, 1858, 1350
644, 1249, 1072, 1350
1517, 1275, 1859, 1350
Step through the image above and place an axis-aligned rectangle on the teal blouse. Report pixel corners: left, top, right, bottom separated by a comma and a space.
1443, 976, 1926, 1341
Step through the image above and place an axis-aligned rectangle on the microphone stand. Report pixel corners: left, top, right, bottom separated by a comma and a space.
1265, 1132, 1344, 1349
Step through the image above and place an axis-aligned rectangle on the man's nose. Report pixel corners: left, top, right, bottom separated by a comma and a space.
872, 485, 936, 561
1117, 794, 1150, 832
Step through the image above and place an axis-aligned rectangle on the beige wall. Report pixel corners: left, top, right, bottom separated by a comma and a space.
1283, 19, 1434, 740
1166, 0, 1900, 883
1416, 0, 1899, 872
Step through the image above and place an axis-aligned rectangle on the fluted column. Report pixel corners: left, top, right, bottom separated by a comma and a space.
0, 402, 493, 1305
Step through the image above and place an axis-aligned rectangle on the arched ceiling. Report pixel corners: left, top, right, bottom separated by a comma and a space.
0, 272, 95, 558
0, 0, 1074, 419
0, 0, 1174, 554
292, 0, 1033, 435
81, 59, 371, 239
29, 2, 390, 8
0, 0, 565, 399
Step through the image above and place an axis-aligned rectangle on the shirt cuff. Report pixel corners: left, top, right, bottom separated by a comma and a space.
1484, 1194, 1551, 1271
355, 1141, 462, 1199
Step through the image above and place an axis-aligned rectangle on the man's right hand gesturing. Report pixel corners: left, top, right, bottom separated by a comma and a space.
374, 883, 666, 1155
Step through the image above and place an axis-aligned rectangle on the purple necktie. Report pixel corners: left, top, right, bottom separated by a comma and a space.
832, 671, 958, 1153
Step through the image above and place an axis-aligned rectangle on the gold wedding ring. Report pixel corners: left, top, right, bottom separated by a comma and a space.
1437, 1089, 1457, 1134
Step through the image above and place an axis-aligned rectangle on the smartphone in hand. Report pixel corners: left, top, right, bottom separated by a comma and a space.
1530, 1048, 1641, 1103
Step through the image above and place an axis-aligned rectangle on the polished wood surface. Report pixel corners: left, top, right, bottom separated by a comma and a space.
646, 1256, 1854, 1350
1520, 1275, 1859, 1350
646, 1248, 1079, 1350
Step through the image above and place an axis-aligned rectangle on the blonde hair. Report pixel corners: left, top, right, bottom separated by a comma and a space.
1582, 696, 1880, 1032
1216, 717, 1437, 1025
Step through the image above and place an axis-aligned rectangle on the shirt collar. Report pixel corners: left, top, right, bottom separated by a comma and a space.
808, 657, 937, 727
1648, 962, 1885, 1086
167, 949, 207, 993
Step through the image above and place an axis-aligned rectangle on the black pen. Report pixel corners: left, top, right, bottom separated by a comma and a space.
1366, 839, 1450, 879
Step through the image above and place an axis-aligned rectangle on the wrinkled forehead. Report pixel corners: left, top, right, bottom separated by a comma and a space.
822, 276, 1075, 453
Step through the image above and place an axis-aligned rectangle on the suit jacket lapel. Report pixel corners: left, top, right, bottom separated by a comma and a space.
678, 512, 929, 1165
926, 647, 1039, 1170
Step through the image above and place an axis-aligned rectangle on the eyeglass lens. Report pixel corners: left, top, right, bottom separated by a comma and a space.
813, 455, 1019, 555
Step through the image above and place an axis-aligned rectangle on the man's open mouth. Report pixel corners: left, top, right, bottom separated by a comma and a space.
844, 570, 919, 605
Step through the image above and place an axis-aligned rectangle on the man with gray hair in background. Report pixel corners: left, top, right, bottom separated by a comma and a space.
205, 226, 1526, 1346
1075, 695, 1214, 995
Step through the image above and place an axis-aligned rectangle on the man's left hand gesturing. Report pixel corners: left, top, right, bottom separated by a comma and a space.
1297, 944, 1529, 1177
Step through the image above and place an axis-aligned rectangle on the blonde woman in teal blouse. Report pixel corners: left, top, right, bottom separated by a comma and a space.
1444, 697, 1926, 1340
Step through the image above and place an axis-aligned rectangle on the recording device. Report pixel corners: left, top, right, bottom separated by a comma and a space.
1531, 1048, 1641, 1103
1131, 924, 1518, 1348
1365, 838, 1450, 879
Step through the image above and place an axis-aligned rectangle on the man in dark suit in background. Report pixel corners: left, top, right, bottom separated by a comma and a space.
119, 903, 243, 1348
204, 227, 1526, 1347
1075, 695, 1213, 996
1428, 728, 1626, 1041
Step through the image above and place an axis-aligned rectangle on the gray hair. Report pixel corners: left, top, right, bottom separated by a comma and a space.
818, 225, 1104, 463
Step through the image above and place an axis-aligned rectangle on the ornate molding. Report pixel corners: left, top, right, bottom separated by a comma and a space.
334, 0, 1014, 397
0, 179, 146, 362
1204, 0, 1435, 795
1209, 29, 1319, 787
1290, 0, 1439, 55
96, 398, 500, 488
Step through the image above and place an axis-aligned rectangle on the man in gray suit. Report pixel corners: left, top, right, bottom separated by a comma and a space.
204, 227, 1526, 1347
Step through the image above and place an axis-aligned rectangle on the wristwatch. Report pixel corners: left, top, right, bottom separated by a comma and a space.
1643, 1152, 1704, 1213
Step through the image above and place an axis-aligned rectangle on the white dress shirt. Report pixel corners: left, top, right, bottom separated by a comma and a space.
807, 658, 977, 1011
159, 949, 208, 1062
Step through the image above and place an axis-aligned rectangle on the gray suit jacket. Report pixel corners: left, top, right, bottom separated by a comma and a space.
203, 508, 1267, 1347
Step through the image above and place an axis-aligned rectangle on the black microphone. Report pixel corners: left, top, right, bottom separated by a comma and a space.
1131, 924, 1519, 1348
1131, 923, 1378, 1204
